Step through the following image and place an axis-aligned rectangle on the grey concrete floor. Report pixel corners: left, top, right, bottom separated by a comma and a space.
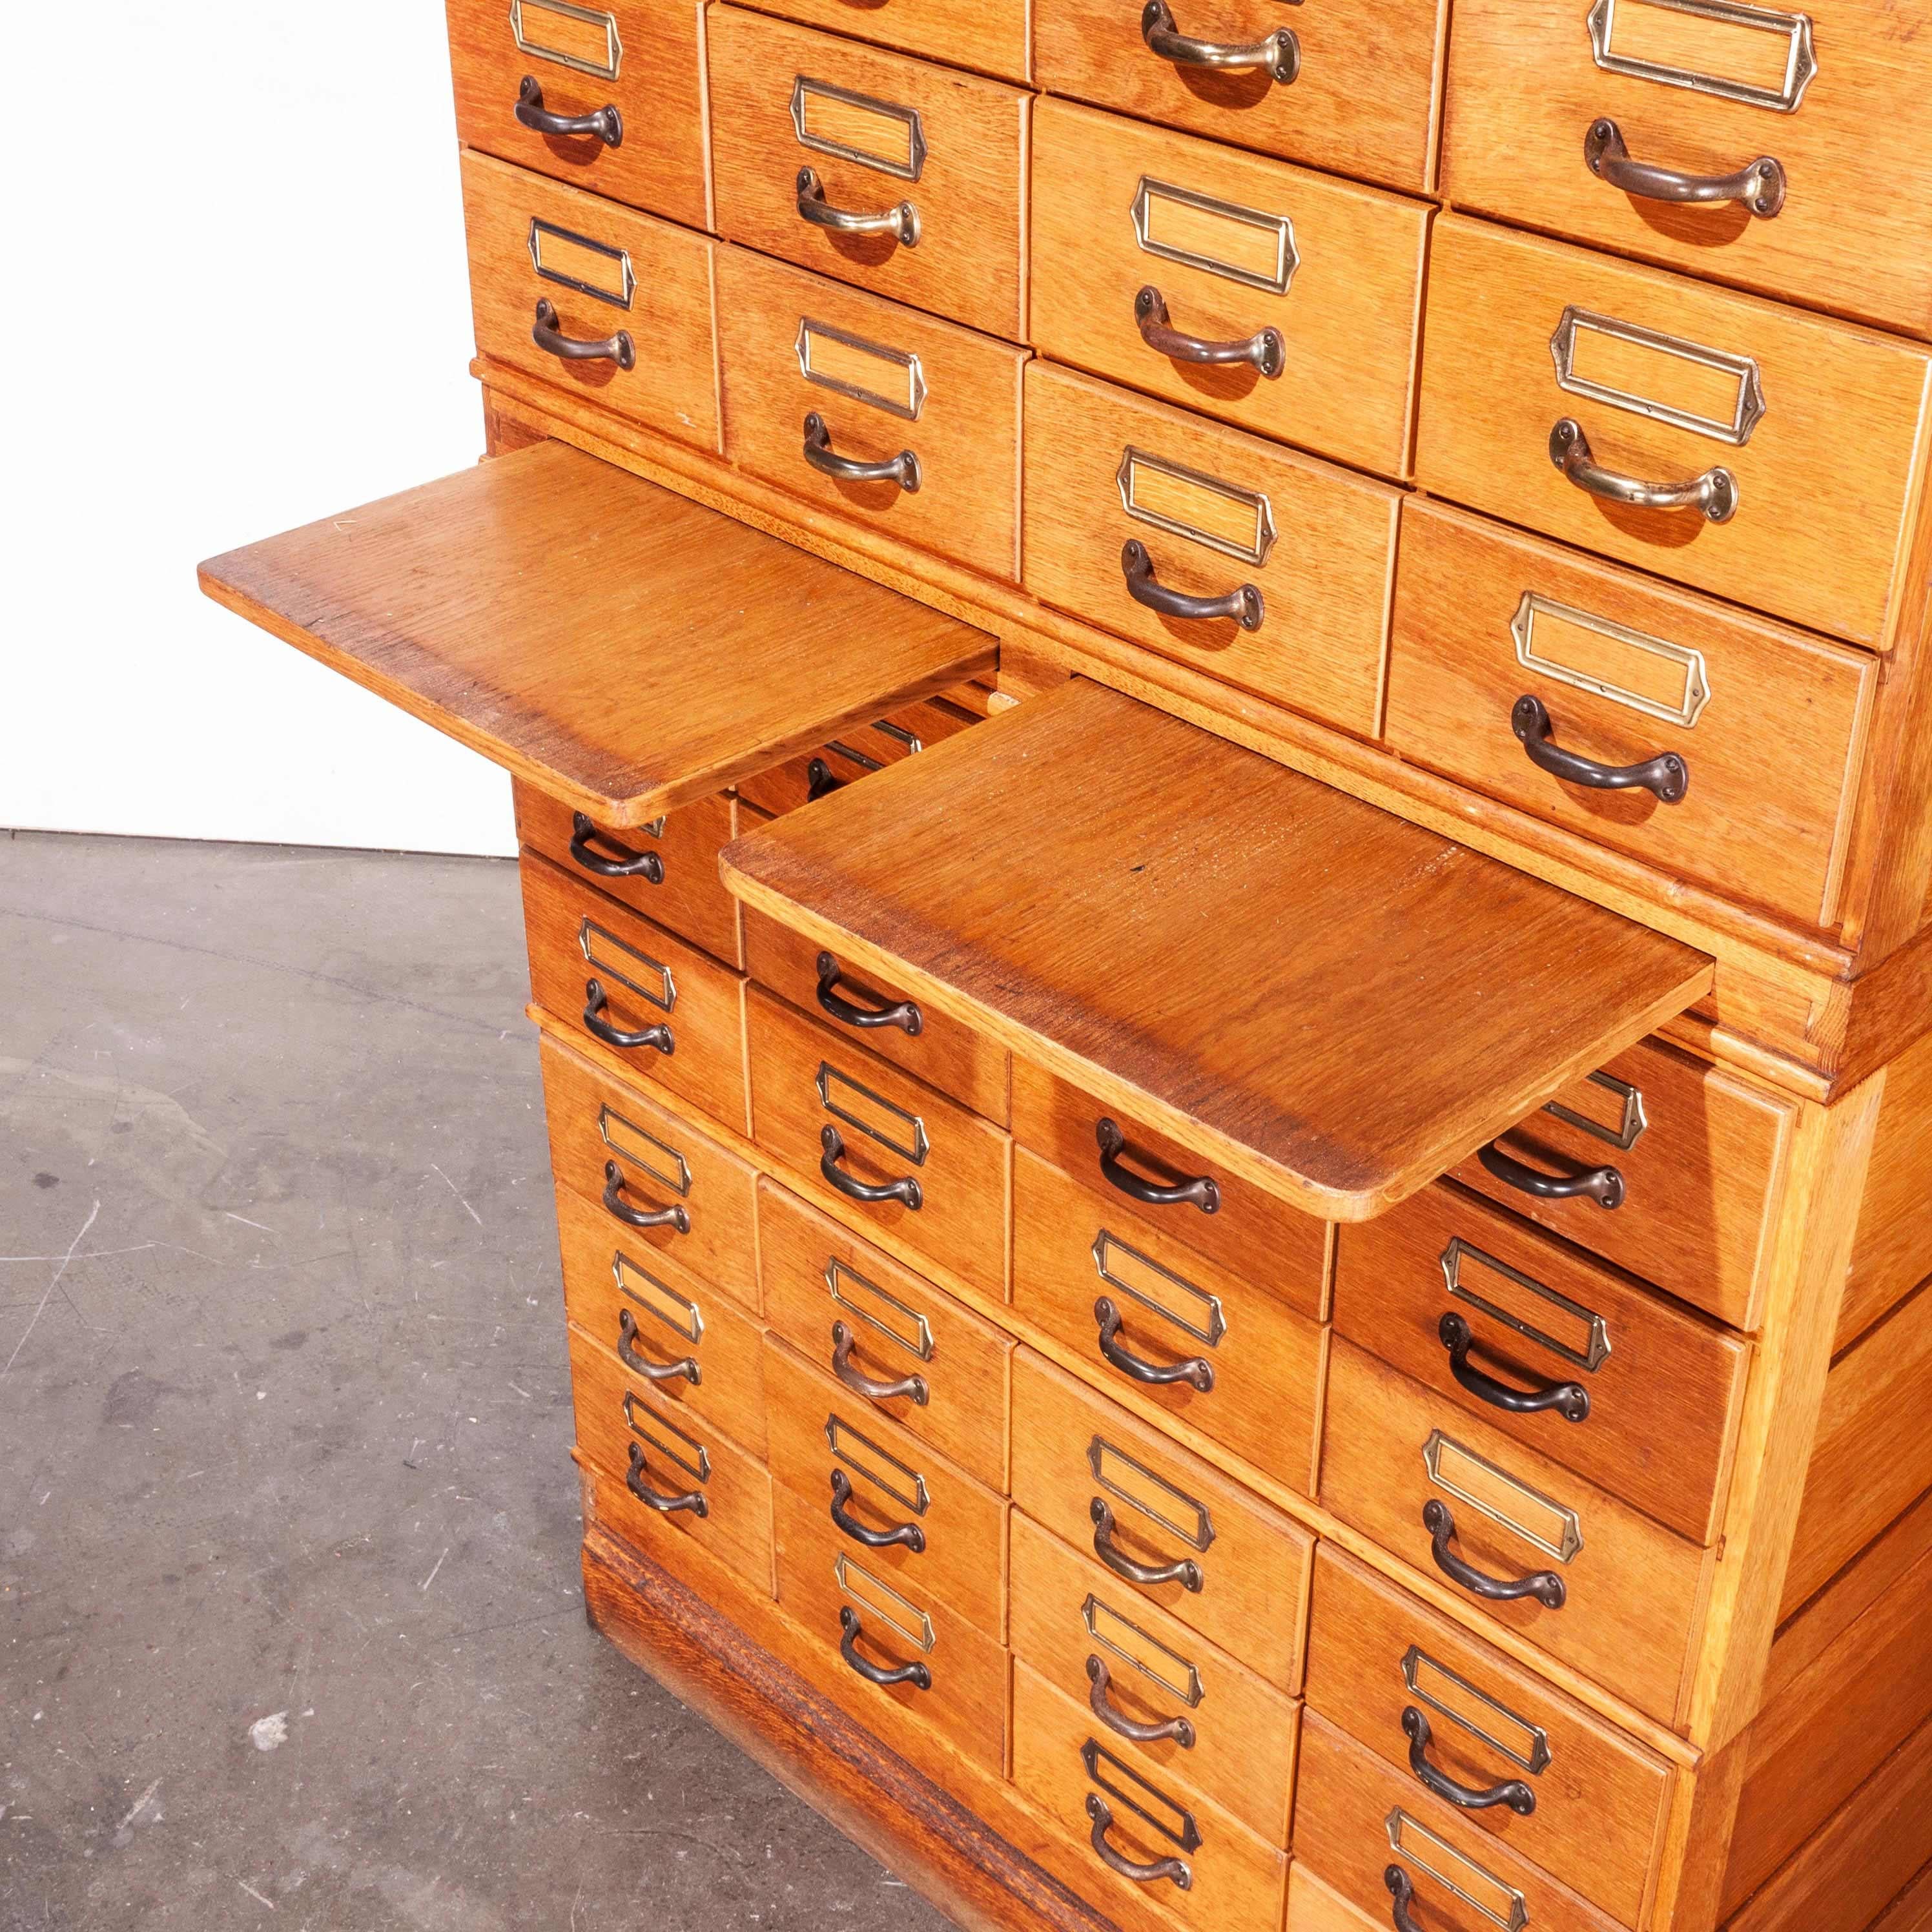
0, 830, 950, 1932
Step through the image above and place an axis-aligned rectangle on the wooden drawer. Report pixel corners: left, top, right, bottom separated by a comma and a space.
522, 850, 749, 1135
715, 246, 1025, 581
1304, 1547, 1675, 1929
1334, 1182, 1751, 1545
1030, 98, 1430, 480
1414, 216, 1932, 649
568, 1326, 773, 1590
516, 781, 745, 966
757, 1177, 1012, 1490
1320, 1340, 1711, 1727
1009, 1511, 1300, 1846
1441, 0, 1932, 340
1011, 1349, 1313, 1693
460, 149, 719, 452
1448, 1036, 1796, 1332
1012, 1661, 1288, 1932
1012, 1146, 1326, 1496
745, 907, 1010, 1125
1033, 0, 1447, 195
734, 692, 981, 817
707, 6, 1029, 340
446, 0, 711, 231
558, 1183, 768, 1454
1022, 364, 1397, 739
763, 1333, 1007, 1638
772, 1476, 1007, 1773
745, 984, 1010, 1299
734, 0, 1029, 84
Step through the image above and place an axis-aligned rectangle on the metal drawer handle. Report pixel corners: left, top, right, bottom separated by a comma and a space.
817, 952, 923, 1036
1094, 1297, 1215, 1394
1386, 1867, 1425, 1932
796, 165, 920, 247
1140, 0, 1299, 84
1091, 1497, 1202, 1594
832, 1320, 929, 1406
569, 812, 664, 882
1121, 539, 1264, 632
1423, 1499, 1565, 1609
603, 1160, 690, 1234
1086, 1794, 1193, 1891
1135, 285, 1285, 380
802, 413, 921, 494
515, 74, 623, 147
1512, 694, 1689, 803
806, 757, 845, 803
625, 1440, 707, 1516
1096, 1118, 1220, 1215
617, 1308, 700, 1386
1585, 118, 1783, 218
1403, 1706, 1536, 1815
1087, 1655, 1197, 1749
1477, 1139, 1624, 1209
583, 980, 673, 1055
533, 297, 635, 371
829, 1468, 926, 1552
1549, 418, 1737, 522
839, 1605, 931, 1690
1439, 1314, 1587, 1423
819, 1125, 923, 1211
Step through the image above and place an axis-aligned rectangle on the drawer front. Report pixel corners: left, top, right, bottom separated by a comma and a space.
746, 985, 1010, 1299
1009, 1511, 1300, 1846
517, 782, 745, 965
708, 6, 1029, 339
734, 691, 981, 817
1415, 215, 1932, 648
715, 245, 1026, 581
522, 851, 749, 1135
763, 1333, 1007, 1638
1013, 1146, 1326, 1496
1335, 1181, 1751, 1545
1320, 1341, 1709, 1727
1441, 0, 1932, 340
1033, 0, 1448, 195
558, 1183, 768, 1454
1386, 501, 1876, 930
758, 1177, 1012, 1489
1450, 1036, 1795, 1331
1011, 1349, 1313, 1692
460, 149, 719, 452
1022, 364, 1397, 738
746, 907, 1010, 1125
447, 0, 711, 231
737, 0, 1029, 83
1030, 98, 1431, 480
1013, 1058, 1330, 1324
569, 1326, 774, 1588
1305, 1547, 1674, 1929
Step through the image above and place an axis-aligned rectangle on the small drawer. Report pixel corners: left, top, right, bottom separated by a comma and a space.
1386, 500, 1878, 930
758, 1177, 1012, 1490
746, 984, 1010, 1299
1441, 0, 1932, 340
569, 1326, 774, 1590
558, 1184, 768, 1454
1319, 1340, 1711, 1727
715, 247, 1027, 582
447, 0, 711, 231
460, 149, 719, 452
772, 1477, 1007, 1774
763, 1333, 1008, 1639
516, 781, 746, 966
1011, 1350, 1313, 1693
1336, 1182, 1750, 1545
1415, 215, 1932, 649
1022, 363, 1398, 739
735, 0, 1030, 84
1029, 98, 1431, 480
746, 907, 1010, 1125
1304, 1547, 1674, 1931
1009, 1512, 1300, 1847
522, 851, 749, 1135
1013, 1146, 1326, 1497
734, 692, 980, 817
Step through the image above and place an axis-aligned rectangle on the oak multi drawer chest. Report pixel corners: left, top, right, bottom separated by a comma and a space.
198, 3, 1932, 1929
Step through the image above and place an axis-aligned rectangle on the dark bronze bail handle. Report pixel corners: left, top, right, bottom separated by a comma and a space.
1096, 1117, 1220, 1214
1402, 1706, 1536, 1815
617, 1308, 700, 1386
802, 412, 921, 494
603, 1160, 691, 1234
829, 1468, 927, 1552
1386, 1866, 1425, 1932
569, 812, 664, 881
832, 1319, 930, 1406
1512, 695, 1689, 803
1085, 1794, 1194, 1890
796, 166, 921, 247
819, 1125, 923, 1211
626, 1441, 708, 1516
1140, 0, 1299, 84
533, 297, 636, 371
1094, 1297, 1215, 1393
817, 951, 923, 1035
1087, 1654, 1197, 1749
1585, 118, 1784, 218
1121, 539, 1264, 632
1091, 1496, 1203, 1593
515, 74, 623, 147
1135, 285, 1286, 380
1438, 1312, 1588, 1423
1477, 1138, 1624, 1209
583, 980, 673, 1054
1549, 417, 1737, 522
1423, 1498, 1565, 1609
805, 757, 846, 803
839, 1605, 932, 1690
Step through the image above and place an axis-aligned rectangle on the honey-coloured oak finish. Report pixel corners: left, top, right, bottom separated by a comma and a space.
735, 692, 981, 818
730, 0, 1031, 84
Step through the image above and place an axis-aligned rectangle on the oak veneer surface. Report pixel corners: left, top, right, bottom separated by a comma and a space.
722, 679, 1713, 1220
198, 440, 994, 825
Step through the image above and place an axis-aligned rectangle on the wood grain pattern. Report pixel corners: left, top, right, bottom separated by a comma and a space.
735, 691, 983, 817
721, 0, 1031, 83
1842, 1027, 1932, 1349
1287, 1864, 1384, 1932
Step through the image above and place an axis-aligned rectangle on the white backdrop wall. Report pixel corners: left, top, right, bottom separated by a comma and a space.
3, 5, 518, 856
